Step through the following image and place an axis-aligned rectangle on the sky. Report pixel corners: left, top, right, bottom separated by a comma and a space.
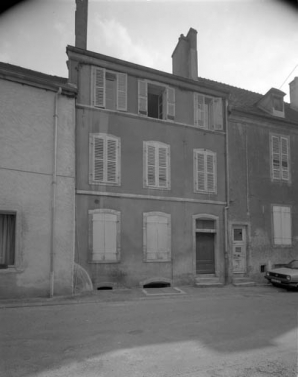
0, 0, 297, 102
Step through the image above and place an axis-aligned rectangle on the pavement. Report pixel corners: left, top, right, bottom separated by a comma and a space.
0, 283, 287, 309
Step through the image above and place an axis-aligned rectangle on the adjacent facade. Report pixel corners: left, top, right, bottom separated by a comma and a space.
0, 63, 76, 298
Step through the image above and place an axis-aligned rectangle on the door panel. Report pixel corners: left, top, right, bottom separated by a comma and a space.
232, 226, 247, 273
196, 233, 215, 274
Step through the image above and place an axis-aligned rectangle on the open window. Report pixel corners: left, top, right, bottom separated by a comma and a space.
138, 80, 175, 120
194, 93, 223, 130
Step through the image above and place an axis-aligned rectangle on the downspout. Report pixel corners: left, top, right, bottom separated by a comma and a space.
224, 98, 230, 284
50, 87, 62, 297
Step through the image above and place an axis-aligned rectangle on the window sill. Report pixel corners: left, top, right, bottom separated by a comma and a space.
0, 266, 18, 274
88, 260, 120, 264
144, 260, 171, 263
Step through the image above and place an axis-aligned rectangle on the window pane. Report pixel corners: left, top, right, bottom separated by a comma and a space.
196, 219, 215, 230
233, 228, 243, 241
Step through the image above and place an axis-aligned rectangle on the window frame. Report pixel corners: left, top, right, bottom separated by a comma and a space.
272, 205, 292, 247
194, 93, 223, 131
89, 133, 121, 186
193, 149, 217, 194
91, 66, 127, 111
270, 133, 290, 183
143, 212, 171, 262
0, 211, 17, 270
143, 141, 171, 190
88, 209, 121, 263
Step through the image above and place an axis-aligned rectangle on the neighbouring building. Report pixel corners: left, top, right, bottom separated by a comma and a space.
69, 0, 229, 289
0, 62, 77, 298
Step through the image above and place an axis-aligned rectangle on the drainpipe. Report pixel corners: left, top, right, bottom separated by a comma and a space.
50, 87, 62, 298
224, 98, 230, 284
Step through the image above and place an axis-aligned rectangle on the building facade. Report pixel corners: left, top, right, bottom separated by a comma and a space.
0, 63, 76, 298
68, 24, 229, 289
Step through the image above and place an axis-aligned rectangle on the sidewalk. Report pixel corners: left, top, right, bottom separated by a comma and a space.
0, 283, 280, 309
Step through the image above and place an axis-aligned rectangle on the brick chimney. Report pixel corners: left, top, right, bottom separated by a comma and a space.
172, 28, 198, 81
289, 77, 298, 111
75, 0, 88, 49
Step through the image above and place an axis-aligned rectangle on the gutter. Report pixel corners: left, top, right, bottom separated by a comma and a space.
50, 87, 62, 298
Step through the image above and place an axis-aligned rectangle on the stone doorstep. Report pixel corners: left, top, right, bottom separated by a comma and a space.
233, 277, 256, 287
194, 276, 223, 288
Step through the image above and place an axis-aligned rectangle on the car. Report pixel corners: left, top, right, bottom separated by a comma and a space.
265, 260, 298, 290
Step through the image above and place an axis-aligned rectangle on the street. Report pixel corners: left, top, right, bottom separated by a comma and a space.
1, 286, 297, 377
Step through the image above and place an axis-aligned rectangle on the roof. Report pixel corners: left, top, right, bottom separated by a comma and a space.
198, 76, 298, 124
0, 62, 76, 96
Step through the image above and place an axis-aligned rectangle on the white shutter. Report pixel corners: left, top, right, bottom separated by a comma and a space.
92, 213, 105, 261
104, 213, 118, 260
145, 214, 171, 261
282, 207, 291, 245
93, 136, 104, 182
196, 151, 206, 191
194, 93, 204, 128
106, 137, 118, 183
92, 67, 105, 107
272, 136, 280, 180
147, 144, 156, 186
206, 153, 216, 192
157, 216, 169, 260
167, 87, 175, 120
158, 146, 168, 187
273, 206, 282, 245
117, 73, 127, 111
213, 98, 223, 130
281, 137, 289, 181
138, 80, 148, 115
146, 216, 158, 260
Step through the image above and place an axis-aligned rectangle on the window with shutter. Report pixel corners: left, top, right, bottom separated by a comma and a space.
89, 133, 120, 185
91, 66, 127, 111
143, 212, 171, 262
194, 149, 216, 194
194, 93, 223, 131
272, 206, 291, 245
270, 134, 290, 182
89, 210, 120, 262
144, 141, 170, 189
138, 80, 175, 121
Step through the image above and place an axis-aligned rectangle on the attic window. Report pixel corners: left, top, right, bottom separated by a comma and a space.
273, 95, 283, 112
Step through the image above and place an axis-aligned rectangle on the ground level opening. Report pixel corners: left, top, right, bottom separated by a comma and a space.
143, 282, 171, 289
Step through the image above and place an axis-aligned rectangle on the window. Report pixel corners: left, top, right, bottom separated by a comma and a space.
194, 93, 223, 130
194, 149, 217, 193
89, 133, 120, 185
143, 141, 170, 189
0, 213, 16, 268
271, 135, 290, 181
91, 67, 127, 111
138, 80, 175, 120
272, 206, 291, 245
89, 209, 120, 262
143, 212, 171, 262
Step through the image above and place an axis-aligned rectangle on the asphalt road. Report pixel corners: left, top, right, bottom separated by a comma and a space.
1, 286, 297, 377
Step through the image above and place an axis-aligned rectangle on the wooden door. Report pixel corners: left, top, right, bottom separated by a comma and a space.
232, 226, 247, 273
196, 233, 215, 274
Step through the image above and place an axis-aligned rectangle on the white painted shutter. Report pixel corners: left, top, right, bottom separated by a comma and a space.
147, 144, 156, 186
273, 206, 282, 244
138, 80, 147, 115
156, 216, 169, 260
167, 87, 175, 120
282, 207, 291, 245
206, 153, 216, 192
281, 137, 289, 180
146, 215, 170, 261
196, 151, 206, 191
103, 213, 118, 260
93, 136, 104, 182
213, 98, 223, 130
194, 93, 204, 128
158, 146, 168, 187
106, 137, 118, 183
92, 213, 105, 260
146, 216, 158, 260
272, 136, 280, 179
92, 67, 105, 107
117, 73, 127, 111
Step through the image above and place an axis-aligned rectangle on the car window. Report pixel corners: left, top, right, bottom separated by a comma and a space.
288, 260, 298, 269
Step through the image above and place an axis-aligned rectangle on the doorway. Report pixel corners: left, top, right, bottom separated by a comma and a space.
196, 232, 215, 274
232, 226, 247, 274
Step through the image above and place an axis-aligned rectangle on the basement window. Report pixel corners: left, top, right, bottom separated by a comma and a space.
143, 281, 171, 288
0, 213, 16, 269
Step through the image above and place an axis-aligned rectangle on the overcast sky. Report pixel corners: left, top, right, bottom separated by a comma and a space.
0, 0, 297, 101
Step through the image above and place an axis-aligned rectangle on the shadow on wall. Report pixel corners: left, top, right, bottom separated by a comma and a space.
73, 263, 93, 293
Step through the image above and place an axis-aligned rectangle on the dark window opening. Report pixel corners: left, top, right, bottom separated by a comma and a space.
147, 84, 164, 120
233, 228, 243, 241
97, 286, 113, 290
273, 96, 283, 112
0, 213, 16, 268
260, 264, 266, 273
143, 281, 171, 288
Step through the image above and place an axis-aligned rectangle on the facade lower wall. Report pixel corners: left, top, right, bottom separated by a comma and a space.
0, 79, 75, 298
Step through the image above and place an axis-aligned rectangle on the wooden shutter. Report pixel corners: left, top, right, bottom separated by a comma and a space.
106, 137, 118, 183
147, 144, 156, 186
117, 73, 127, 111
166, 87, 175, 120
146, 215, 158, 260
282, 206, 291, 245
93, 136, 104, 182
273, 206, 283, 245
195, 151, 206, 191
103, 213, 118, 260
138, 80, 148, 115
272, 136, 281, 179
194, 93, 204, 128
206, 152, 216, 192
158, 146, 168, 187
281, 137, 289, 180
213, 98, 223, 130
156, 216, 170, 260
145, 214, 170, 261
92, 67, 105, 107
92, 213, 105, 260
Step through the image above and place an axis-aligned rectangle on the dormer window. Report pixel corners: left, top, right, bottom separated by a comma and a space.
273, 95, 283, 112
257, 88, 285, 118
